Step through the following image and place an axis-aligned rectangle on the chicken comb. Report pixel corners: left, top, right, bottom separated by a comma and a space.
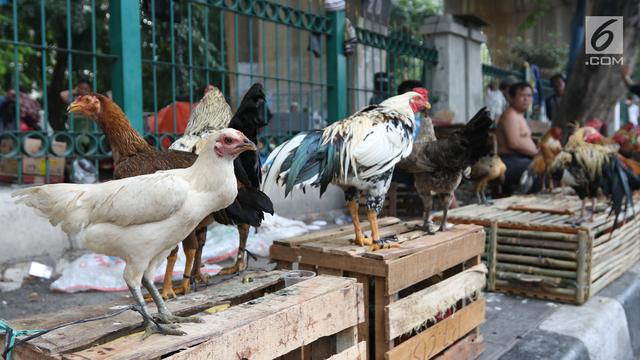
412, 87, 429, 100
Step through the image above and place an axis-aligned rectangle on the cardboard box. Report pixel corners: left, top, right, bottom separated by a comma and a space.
0, 138, 66, 184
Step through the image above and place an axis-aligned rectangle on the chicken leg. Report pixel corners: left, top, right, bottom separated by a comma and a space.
347, 201, 372, 246
159, 248, 178, 300
191, 226, 209, 283
368, 209, 400, 251
566, 199, 587, 226
219, 223, 250, 276
438, 193, 453, 232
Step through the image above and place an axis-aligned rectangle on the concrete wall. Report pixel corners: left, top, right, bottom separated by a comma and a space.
0, 183, 346, 266
444, 0, 575, 68
423, 14, 486, 122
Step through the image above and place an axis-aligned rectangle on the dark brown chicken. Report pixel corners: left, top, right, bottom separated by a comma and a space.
400, 108, 493, 234
68, 92, 272, 299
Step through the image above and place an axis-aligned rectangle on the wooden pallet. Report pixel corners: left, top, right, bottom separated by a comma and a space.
5, 271, 366, 359
270, 218, 486, 360
434, 193, 640, 304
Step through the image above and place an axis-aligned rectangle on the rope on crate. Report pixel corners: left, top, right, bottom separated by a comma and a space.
1, 305, 156, 360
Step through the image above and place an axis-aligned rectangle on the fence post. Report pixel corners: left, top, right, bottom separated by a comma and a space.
109, 0, 144, 134
326, 9, 348, 123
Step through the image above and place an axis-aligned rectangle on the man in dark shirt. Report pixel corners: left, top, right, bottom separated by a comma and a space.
545, 73, 565, 127
623, 66, 640, 97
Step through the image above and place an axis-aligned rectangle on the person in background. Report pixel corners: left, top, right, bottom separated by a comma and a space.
60, 79, 92, 105
499, 78, 514, 109
622, 65, 640, 97
627, 95, 639, 127
496, 82, 538, 196
369, 72, 390, 105
485, 79, 507, 120
545, 73, 565, 127
0, 87, 42, 132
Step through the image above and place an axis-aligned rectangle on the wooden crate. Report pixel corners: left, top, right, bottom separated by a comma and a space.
434, 193, 640, 304
270, 218, 487, 360
6, 271, 366, 360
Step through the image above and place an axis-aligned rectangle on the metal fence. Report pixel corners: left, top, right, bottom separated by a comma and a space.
346, 27, 437, 112
0, 0, 435, 184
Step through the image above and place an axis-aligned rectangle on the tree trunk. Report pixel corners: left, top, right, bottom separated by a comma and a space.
555, 0, 640, 138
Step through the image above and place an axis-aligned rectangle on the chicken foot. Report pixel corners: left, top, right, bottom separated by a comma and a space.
416, 191, 436, 235
142, 277, 202, 325
219, 223, 250, 276
566, 199, 588, 226
347, 201, 373, 246
368, 209, 400, 251
127, 284, 185, 339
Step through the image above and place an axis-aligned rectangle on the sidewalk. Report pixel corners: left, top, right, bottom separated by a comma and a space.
480, 262, 640, 360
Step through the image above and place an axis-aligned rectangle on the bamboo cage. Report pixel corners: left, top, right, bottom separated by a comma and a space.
433, 192, 640, 304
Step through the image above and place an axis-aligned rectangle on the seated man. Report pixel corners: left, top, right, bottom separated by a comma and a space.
496, 82, 538, 195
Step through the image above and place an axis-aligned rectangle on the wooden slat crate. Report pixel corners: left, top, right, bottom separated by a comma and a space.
6, 271, 366, 360
434, 193, 640, 304
270, 218, 487, 360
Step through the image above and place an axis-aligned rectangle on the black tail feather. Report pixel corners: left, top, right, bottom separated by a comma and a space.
223, 187, 274, 227
601, 154, 635, 231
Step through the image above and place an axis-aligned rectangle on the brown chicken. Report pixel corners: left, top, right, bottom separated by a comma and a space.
530, 127, 563, 191
470, 134, 506, 205
68, 93, 272, 299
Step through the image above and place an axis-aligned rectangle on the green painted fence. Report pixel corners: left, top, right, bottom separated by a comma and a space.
0, 0, 436, 184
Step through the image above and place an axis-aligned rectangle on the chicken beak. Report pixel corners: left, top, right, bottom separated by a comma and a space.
236, 139, 257, 153
425, 101, 431, 110
67, 102, 80, 114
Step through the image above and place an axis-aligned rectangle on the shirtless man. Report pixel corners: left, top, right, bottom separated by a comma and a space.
496, 82, 538, 195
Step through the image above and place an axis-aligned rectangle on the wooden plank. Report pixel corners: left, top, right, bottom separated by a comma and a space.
434, 217, 580, 234
348, 273, 370, 346
270, 244, 386, 277
375, 277, 394, 360
386, 232, 485, 295
386, 265, 486, 340
67, 277, 362, 360
507, 204, 575, 215
302, 221, 422, 255
326, 341, 367, 360
362, 224, 482, 261
10, 271, 285, 357
385, 299, 485, 360
576, 230, 589, 304
276, 218, 401, 247
432, 332, 484, 360
317, 267, 344, 277
323, 221, 424, 256
488, 222, 497, 291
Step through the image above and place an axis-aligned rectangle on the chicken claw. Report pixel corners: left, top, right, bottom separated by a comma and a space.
160, 286, 178, 300
354, 233, 373, 246
156, 313, 203, 324
194, 269, 211, 283
143, 322, 186, 339
219, 261, 245, 276
416, 221, 436, 235
369, 237, 400, 251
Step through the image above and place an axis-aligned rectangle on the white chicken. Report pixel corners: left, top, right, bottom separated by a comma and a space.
13, 129, 256, 338
263, 88, 430, 250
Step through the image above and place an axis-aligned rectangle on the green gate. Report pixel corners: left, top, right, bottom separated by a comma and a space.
0, 0, 437, 185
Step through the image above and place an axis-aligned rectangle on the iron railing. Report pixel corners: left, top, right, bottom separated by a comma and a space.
0, 0, 436, 184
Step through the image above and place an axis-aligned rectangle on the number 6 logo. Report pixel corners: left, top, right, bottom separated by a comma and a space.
586, 16, 623, 55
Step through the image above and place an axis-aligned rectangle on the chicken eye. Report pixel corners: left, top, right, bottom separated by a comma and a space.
224, 137, 233, 144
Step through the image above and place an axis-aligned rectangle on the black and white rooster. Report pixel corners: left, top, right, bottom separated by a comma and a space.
263, 88, 430, 250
